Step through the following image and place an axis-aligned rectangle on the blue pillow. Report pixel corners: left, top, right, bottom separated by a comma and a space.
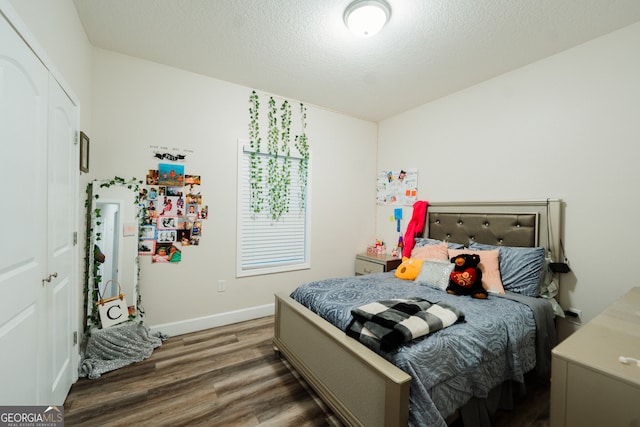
469, 242, 545, 297
414, 237, 465, 250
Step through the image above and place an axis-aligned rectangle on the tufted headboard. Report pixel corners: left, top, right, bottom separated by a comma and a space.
424, 200, 564, 262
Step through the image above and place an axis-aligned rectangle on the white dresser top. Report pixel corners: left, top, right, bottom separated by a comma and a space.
552, 287, 640, 388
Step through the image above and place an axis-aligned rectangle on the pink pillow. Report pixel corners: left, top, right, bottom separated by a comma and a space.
448, 249, 505, 294
411, 242, 449, 261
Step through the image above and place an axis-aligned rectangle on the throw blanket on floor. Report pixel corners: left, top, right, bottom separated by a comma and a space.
346, 297, 464, 352
79, 321, 168, 379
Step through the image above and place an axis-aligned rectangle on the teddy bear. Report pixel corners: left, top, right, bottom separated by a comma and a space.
447, 253, 487, 299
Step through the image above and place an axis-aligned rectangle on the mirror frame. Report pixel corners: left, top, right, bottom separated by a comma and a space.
84, 177, 145, 334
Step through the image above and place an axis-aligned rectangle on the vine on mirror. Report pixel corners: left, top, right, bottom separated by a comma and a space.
84, 176, 145, 335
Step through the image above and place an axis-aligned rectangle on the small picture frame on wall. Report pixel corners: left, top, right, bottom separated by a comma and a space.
79, 131, 90, 173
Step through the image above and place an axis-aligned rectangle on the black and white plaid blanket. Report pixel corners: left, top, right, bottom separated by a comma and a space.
346, 297, 464, 352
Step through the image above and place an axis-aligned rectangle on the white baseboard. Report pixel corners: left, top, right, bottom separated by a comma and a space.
148, 303, 275, 337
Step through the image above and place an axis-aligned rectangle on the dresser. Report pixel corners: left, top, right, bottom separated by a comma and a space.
550, 287, 640, 427
355, 253, 402, 275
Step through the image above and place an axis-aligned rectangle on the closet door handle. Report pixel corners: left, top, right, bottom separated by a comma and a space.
42, 272, 58, 285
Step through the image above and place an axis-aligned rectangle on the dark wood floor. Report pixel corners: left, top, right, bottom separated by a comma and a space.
64, 316, 549, 426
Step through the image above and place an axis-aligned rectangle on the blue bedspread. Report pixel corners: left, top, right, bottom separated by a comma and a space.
290, 272, 555, 427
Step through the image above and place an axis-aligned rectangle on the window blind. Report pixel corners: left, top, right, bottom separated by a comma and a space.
237, 142, 310, 276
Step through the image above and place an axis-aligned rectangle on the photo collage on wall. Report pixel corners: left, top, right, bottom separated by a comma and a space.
376, 168, 418, 206
138, 163, 208, 263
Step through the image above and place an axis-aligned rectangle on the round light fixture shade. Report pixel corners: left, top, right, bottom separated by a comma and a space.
344, 0, 391, 37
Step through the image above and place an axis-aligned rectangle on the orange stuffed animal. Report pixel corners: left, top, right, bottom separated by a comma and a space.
395, 257, 424, 280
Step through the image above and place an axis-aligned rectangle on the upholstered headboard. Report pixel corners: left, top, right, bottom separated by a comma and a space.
424, 200, 564, 262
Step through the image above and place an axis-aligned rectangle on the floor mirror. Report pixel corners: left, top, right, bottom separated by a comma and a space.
85, 179, 141, 331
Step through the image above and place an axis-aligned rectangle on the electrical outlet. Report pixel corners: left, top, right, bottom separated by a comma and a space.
564, 307, 582, 325
217, 280, 226, 292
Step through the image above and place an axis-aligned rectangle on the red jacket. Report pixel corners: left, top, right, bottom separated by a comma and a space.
402, 200, 429, 258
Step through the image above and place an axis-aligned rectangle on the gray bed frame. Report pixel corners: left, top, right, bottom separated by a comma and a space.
274, 200, 564, 427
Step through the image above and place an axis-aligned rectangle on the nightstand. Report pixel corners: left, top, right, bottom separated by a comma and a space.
355, 253, 402, 275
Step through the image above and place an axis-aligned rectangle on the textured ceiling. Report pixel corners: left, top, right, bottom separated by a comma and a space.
73, 0, 640, 122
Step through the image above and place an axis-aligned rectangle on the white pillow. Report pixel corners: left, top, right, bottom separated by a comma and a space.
415, 259, 454, 290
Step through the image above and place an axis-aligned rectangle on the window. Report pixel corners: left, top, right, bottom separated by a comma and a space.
237, 140, 310, 276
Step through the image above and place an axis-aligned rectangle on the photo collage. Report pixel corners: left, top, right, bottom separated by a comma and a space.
138, 163, 208, 263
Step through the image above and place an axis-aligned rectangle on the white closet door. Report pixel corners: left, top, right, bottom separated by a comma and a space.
47, 76, 77, 405
0, 12, 49, 404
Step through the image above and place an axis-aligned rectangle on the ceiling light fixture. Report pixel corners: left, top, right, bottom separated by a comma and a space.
344, 0, 391, 37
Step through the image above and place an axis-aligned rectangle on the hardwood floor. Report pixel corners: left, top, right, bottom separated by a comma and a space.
64, 316, 549, 426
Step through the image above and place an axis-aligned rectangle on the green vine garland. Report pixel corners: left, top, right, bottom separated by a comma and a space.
294, 103, 309, 210
267, 97, 283, 220
248, 91, 263, 214
84, 176, 144, 334
247, 91, 309, 219
272, 99, 291, 219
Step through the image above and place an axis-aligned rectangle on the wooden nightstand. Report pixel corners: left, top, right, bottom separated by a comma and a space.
355, 253, 402, 275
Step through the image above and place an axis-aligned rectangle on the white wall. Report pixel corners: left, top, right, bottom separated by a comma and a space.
377, 22, 640, 340
90, 49, 378, 333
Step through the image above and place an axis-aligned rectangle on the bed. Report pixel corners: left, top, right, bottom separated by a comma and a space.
274, 200, 564, 427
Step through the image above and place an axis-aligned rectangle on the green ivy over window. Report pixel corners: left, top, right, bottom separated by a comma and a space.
294, 103, 309, 210
248, 91, 263, 214
267, 97, 283, 220
247, 91, 309, 220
